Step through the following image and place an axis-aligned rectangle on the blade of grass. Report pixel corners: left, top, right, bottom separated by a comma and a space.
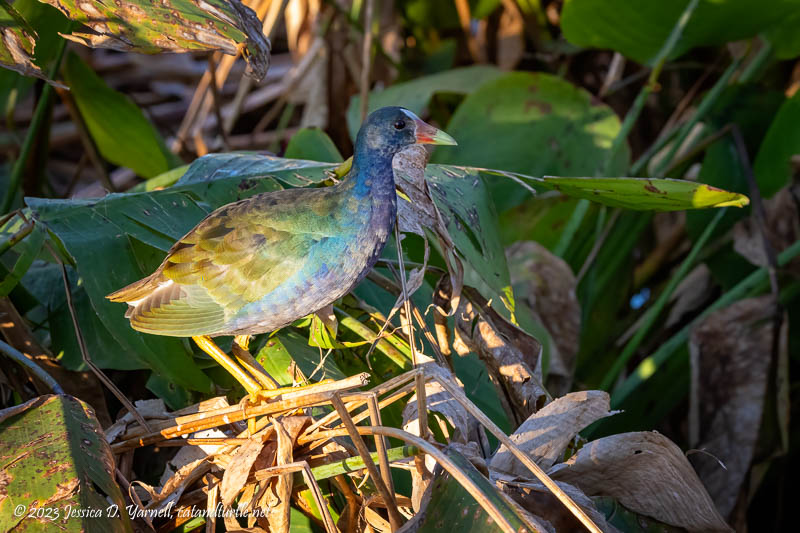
612, 236, 800, 407
600, 208, 726, 391
2, 35, 68, 213
556, 0, 700, 256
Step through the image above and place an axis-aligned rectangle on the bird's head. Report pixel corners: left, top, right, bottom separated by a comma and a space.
357, 106, 457, 156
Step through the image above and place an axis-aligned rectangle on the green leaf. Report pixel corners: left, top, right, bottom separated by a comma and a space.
754, 90, 800, 198
347, 65, 504, 140
415, 447, 533, 532
256, 329, 346, 383
766, 10, 800, 59
561, 0, 800, 65
39, 0, 269, 80
431, 71, 629, 212
425, 165, 516, 317
533, 176, 750, 211
284, 128, 343, 162
0, 221, 43, 297
63, 52, 180, 178
0, 395, 132, 532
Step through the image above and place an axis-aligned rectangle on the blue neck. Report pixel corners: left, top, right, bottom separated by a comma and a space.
348, 148, 396, 198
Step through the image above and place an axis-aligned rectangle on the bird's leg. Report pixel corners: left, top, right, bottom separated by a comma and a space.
232, 335, 280, 390
192, 335, 261, 395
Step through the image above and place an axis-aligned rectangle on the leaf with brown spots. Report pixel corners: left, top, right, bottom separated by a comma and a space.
0, 395, 131, 532
40, 0, 270, 80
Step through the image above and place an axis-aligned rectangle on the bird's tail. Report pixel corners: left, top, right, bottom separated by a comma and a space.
106, 273, 162, 304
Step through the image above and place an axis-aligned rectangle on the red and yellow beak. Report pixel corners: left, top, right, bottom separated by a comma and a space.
412, 117, 457, 146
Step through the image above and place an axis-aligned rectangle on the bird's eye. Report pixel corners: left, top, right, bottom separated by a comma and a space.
393, 120, 406, 130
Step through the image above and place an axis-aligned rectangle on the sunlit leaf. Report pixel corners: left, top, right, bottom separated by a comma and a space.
347, 65, 503, 140
0, 395, 132, 532
530, 176, 750, 211
63, 52, 181, 178
431, 71, 629, 212
40, 0, 270, 79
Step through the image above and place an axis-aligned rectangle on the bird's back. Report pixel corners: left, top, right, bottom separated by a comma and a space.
107, 180, 395, 337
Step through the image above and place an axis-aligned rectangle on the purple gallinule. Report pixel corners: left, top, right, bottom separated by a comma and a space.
107, 107, 456, 397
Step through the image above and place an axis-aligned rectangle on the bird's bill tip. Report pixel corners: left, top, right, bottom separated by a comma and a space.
413, 118, 457, 146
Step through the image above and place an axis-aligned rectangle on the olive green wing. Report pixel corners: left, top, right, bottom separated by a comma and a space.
108, 188, 340, 336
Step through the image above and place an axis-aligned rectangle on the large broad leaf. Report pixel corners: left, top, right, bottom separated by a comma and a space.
766, 10, 800, 59
63, 52, 181, 178
346, 65, 504, 140
0, 395, 132, 532
431, 71, 629, 212
753, 90, 800, 198
39, 0, 269, 79
284, 128, 344, 162
561, 0, 800, 65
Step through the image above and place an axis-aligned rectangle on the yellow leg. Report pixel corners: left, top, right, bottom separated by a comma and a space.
232, 335, 280, 390
192, 335, 261, 395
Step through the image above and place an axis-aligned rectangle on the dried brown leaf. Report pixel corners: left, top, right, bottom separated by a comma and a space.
665, 264, 715, 328
496, 476, 618, 533
454, 287, 547, 425
221, 436, 267, 506
549, 431, 731, 532
395, 146, 464, 315
689, 295, 785, 520
265, 419, 294, 532
402, 366, 475, 445
490, 391, 615, 476
506, 241, 580, 396
733, 184, 800, 273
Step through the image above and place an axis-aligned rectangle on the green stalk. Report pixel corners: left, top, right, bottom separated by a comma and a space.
1, 37, 68, 214
0, 339, 64, 394
552, 198, 591, 257
612, 236, 800, 407
296, 445, 419, 484
600, 208, 726, 391
557, 0, 700, 258
649, 57, 743, 177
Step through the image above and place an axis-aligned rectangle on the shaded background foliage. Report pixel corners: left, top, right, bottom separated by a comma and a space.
2, 0, 800, 532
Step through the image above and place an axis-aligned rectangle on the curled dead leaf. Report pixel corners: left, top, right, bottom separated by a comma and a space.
452, 285, 547, 425
733, 184, 800, 273
496, 477, 619, 533
490, 390, 616, 476
689, 295, 786, 522
548, 431, 731, 532
506, 241, 580, 396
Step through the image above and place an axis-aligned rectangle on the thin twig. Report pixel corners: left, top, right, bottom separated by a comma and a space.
306, 424, 532, 533
430, 368, 601, 533
47, 243, 151, 431
576, 208, 620, 283
359, 0, 375, 121
395, 224, 419, 366
331, 392, 402, 530
366, 393, 395, 495
206, 56, 231, 151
